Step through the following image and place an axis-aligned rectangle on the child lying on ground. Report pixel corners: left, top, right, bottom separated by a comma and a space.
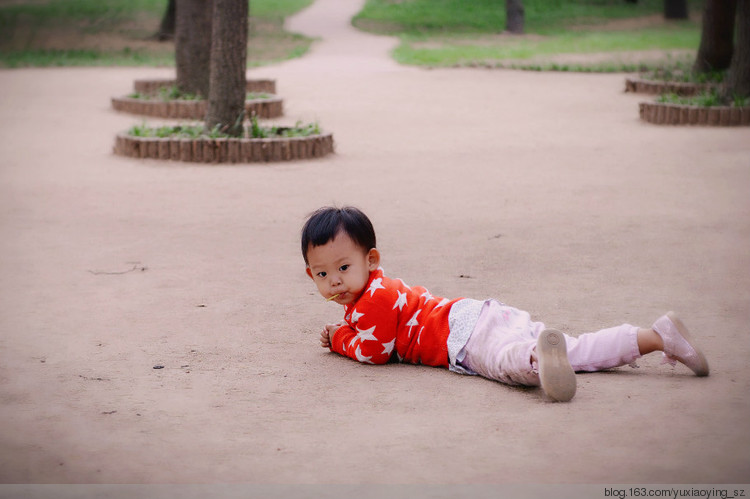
301, 206, 709, 402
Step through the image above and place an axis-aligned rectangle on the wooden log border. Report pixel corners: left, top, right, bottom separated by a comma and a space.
113, 133, 335, 163
624, 78, 716, 96
133, 78, 276, 95
111, 95, 283, 119
638, 102, 750, 126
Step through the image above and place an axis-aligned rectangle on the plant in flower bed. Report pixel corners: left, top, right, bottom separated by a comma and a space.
127, 117, 321, 139
127, 85, 272, 102
640, 57, 725, 85
656, 90, 749, 108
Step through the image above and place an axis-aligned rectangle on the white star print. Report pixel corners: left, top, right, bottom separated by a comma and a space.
420, 291, 434, 303
396, 278, 411, 290
350, 309, 364, 323
355, 345, 373, 364
393, 290, 408, 311
356, 325, 377, 342
367, 277, 385, 297
406, 309, 421, 337
417, 326, 424, 345
435, 298, 450, 308
381, 338, 395, 355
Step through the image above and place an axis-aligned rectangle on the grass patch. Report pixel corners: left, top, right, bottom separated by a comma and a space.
640, 58, 725, 83
128, 117, 322, 139
127, 86, 274, 101
0, 0, 313, 68
657, 90, 749, 108
356, 0, 702, 71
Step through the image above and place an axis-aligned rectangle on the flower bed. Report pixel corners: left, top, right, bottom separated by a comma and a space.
625, 78, 716, 96
113, 133, 334, 163
111, 95, 283, 119
133, 78, 276, 95
638, 102, 750, 126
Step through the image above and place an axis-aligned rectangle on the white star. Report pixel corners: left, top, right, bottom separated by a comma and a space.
381, 338, 395, 355
406, 309, 421, 337
367, 278, 385, 297
350, 309, 364, 323
417, 327, 424, 345
355, 345, 373, 364
396, 278, 411, 290
435, 298, 450, 308
393, 290, 408, 311
420, 291, 434, 303
356, 325, 377, 342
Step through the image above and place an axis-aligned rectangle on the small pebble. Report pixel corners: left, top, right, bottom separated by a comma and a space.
153, 365, 164, 369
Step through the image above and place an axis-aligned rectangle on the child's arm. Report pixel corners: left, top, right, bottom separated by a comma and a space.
326, 302, 398, 365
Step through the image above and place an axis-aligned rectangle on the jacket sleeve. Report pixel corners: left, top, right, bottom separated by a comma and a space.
329, 290, 398, 365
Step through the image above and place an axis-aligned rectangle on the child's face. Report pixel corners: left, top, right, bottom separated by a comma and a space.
305, 231, 380, 306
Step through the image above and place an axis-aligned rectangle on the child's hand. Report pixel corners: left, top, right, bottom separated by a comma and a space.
320, 323, 340, 348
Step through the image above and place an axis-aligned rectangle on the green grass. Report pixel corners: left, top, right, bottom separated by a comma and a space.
356, 0, 703, 70
657, 90, 749, 107
129, 118, 322, 139
0, 0, 313, 68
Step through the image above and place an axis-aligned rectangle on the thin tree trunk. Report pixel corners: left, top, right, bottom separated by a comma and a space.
725, 0, 750, 99
156, 0, 176, 41
175, 0, 213, 97
505, 0, 524, 34
205, 0, 248, 137
693, 0, 737, 73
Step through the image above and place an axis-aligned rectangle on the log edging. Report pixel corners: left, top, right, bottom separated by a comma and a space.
111, 95, 283, 119
133, 78, 276, 95
638, 102, 750, 126
625, 78, 716, 96
113, 132, 334, 163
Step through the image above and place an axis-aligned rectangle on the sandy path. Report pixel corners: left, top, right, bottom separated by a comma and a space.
1, 0, 749, 492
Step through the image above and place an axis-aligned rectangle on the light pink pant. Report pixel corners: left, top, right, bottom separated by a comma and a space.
459, 300, 641, 386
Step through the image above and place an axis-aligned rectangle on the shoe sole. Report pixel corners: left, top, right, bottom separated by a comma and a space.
666, 311, 710, 377
537, 329, 577, 402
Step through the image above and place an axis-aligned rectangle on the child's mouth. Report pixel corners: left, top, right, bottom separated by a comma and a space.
326, 293, 341, 301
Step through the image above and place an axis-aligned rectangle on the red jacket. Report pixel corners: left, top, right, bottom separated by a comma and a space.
330, 268, 462, 367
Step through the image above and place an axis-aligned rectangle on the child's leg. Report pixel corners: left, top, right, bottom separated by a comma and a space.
458, 300, 544, 387
563, 324, 641, 372
561, 312, 708, 376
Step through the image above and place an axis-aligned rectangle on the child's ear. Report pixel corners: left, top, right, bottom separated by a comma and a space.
367, 248, 380, 271
305, 267, 314, 280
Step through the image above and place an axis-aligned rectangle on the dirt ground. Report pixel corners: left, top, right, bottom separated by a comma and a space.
1, 0, 749, 495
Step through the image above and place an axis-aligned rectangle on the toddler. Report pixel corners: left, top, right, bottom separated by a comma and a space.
301, 206, 709, 402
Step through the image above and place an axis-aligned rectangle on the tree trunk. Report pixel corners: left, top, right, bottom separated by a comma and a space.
156, 0, 176, 41
725, 0, 750, 99
664, 0, 688, 19
505, 0, 524, 34
693, 0, 737, 73
175, 0, 213, 97
205, 0, 248, 137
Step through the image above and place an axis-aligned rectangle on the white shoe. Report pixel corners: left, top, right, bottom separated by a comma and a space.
536, 329, 577, 402
653, 312, 709, 377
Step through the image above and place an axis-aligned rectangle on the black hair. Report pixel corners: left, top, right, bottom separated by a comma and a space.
301, 206, 376, 264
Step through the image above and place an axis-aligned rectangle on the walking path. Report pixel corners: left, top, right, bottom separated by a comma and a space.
1, 0, 749, 490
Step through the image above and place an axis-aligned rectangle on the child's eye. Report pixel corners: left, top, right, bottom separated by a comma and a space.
316, 271, 327, 278
339, 264, 349, 272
